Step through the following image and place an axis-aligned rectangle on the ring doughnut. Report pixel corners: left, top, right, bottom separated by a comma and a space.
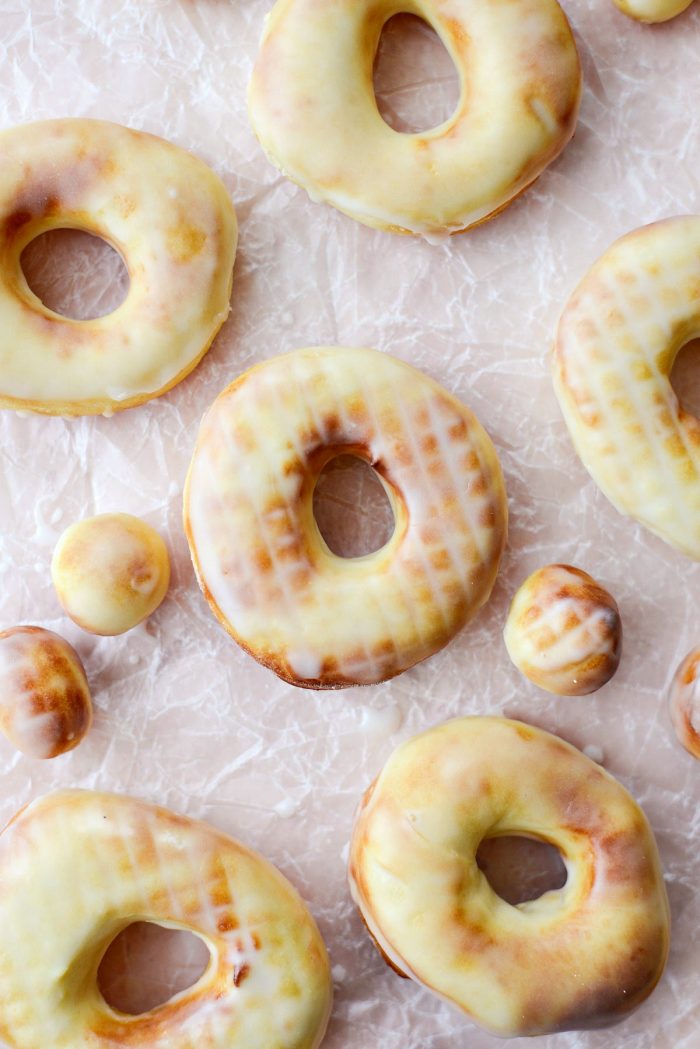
184, 346, 507, 687
0, 790, 331, 1049
0, 119, 237, 415
553, 216, 700, 560
349, 716, 670, 1036
612, 0, 694, 21
248, 0, 581, 237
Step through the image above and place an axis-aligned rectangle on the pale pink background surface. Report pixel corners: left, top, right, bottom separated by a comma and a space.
1, 1, 699, 1046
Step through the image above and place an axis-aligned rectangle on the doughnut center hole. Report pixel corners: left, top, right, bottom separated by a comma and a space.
313, 455, 395, 557
97, 922, 210, 1014
670, 338, 700, 419
373, 14, 460, 133
476, 835, 567, 905
21, 228, 130, 320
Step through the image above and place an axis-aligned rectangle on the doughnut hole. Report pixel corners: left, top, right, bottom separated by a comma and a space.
0, 626, 92, 758
373, 14, 460, 133
313, 455, 395, 558
670, 337, 700, 420
503, 564, 622, 696
98, 922, 210, 1014
51, 513, 170, 636
668, 646, 700, 759
476, 835, 567, 906
21, 228, 130, 320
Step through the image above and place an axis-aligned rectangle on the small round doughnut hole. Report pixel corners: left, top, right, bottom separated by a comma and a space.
503, 564, 622, 696
0, 626, 92, 758
51, 513, 170, 636
668, 648, 700, 760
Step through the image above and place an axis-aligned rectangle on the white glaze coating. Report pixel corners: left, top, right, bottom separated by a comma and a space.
503, 565, 622, 696
553, 217, 700, 560
248, 0, 581, 236
349, 716, 670, 1037
0, 119, 237, 415
184, 346, 507, 687
0, 790, 332, 1049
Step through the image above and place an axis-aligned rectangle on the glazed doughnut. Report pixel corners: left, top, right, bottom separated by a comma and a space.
51, 513, 170, 635
248, 0, 581, 237
612, 0, 694, 21
668, 647, 700, 759
0, 790, 331, 1049
349, 717, 670, 1036
0, 119, 236, 415
184, 346, 507, 687
0, 626, 92, 758
553, 217, 700, 560
504, 564, 622, 695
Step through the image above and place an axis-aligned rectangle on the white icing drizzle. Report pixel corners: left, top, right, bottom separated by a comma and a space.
185, 346, 506, 686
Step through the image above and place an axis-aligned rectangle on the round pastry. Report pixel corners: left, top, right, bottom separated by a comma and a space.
553, 216, 700, 560
0, 626, 92, 758
668, 647, 700, 759
349, 716, 670, 1037
0, 118, 237, 415
612, 0, 694, 21
51, 513, 170, 635
184, 346, 507, 687
503, 564, 622, 695
0, 790, 331, 1049
248, 0, 581, 237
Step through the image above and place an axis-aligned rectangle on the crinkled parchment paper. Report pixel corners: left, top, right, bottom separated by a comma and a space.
1, 2, 699, 1046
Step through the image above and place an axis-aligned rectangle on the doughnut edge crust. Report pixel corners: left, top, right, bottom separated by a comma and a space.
248, 0, 581, 237
0, 790, 332, 1049
0, 119, 237, 416
349, 716, 670, 1036
183, 346, 507, 688
552, 216, 700, 560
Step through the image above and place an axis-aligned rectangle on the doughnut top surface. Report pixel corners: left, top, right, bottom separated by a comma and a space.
0, 790, 331, 1049
184, 346, 507, 687
553, 216, 700, 559
248, 0, 581, 235
0, 118, 237, 415
349, 716, 670, 1036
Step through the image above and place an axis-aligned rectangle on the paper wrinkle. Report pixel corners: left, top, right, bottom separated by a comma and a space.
0, 1, 699, 1046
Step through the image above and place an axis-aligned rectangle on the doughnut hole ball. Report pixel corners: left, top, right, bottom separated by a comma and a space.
504, 564, 622, 696
51, 514, 170, 636
0, 626, 92, 758
668, 648, 700, 760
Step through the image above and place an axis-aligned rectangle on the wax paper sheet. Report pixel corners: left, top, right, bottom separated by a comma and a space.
1, 1, 699, 1046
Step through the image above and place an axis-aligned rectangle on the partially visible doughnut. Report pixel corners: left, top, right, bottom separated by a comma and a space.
248, 0, 581, 237
0, 626, 92, 758
349, 716, 670, 1036
668, 647, 700, 759
504, 564, 622, 695
0, 119, 236, 415
553, 217, 700, 560
0, 790, 332, 1049
184, 346, 507, 687
612, 0, 694, 22
51, 513, 170, 636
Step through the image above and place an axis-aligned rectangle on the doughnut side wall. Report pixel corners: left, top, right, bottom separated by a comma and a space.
0, 3, 699, 1049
